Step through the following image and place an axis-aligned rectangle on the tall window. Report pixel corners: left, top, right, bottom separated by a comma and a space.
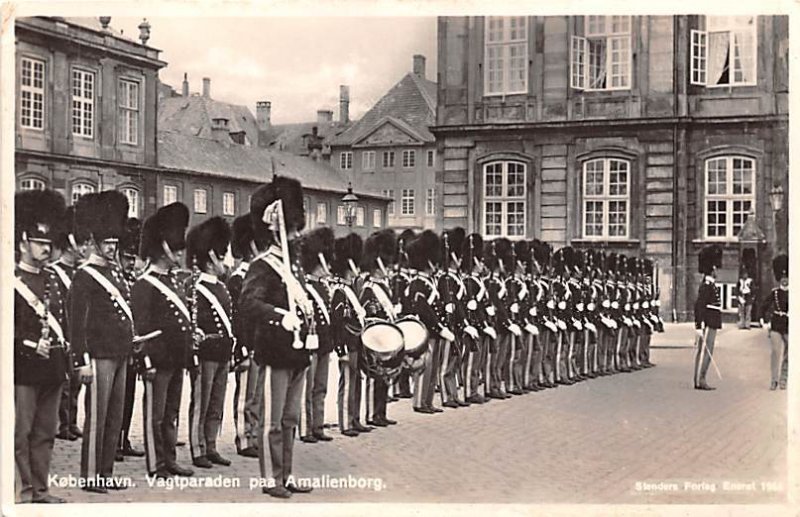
571, 16, 632, 90
402, 150, 416, 168
71, 182, 95, 205
484, 16, 528, 95
362, 151, 375, 171
426, 149, 436, 167
401, 189, 415, 216
382, 189, 395, 216
373, 209, 382, 228
119, 79, 139, 145
163, 185, 178, 205
20, 57, 45, 129
382, 151, 395, 169
705, 156, 755, 239
340, 151, 353, 170
223, 192, 235, 216
426, 188, 436, 216
356, 206, 365, 227
121, 187, 140, 218
194, 188, 208, 214
20, 178, 46, 191
337, 205, 347, 225
72, 69, 94, 138
484, 161, 526, 237
582, 158, 630, 239
691, 16, 757, 87
316, 202, 327, 224
304, 198, 311, 229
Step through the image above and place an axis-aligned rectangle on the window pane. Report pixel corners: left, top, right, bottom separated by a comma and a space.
194, 189, 207, 214
587, 38, 607, 89
508, 43, 527, 92
72, 183, 95, 205
707, 158, 727, 195
223, 192, 235, 216
506, 162, 525, 197
485, 201, 503, 236
122, 188, 139, 218
732, 200, 752, 236
732, 157, 754, 195
584, 200, 604, 237
706, 200, 727, 237
584, 160, 604, 196
608, 159, 629, 196
609, 36, 630, 88
373, 209, 381, 228
164, 185, 177, 205
506, 201, 525, 236
608, 200, 627, 236
317, 202, 327, 223
485, 163, 503, 197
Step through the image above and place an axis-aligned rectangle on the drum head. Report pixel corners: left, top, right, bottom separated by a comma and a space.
396, 317, 429, 356
361, 322, 404, 355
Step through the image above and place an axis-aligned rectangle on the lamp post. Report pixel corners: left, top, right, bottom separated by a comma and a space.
342, 182, 359, 229
769, 184, 785, 254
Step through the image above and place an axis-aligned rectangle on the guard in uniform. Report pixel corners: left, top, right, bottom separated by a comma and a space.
761, 254, 788, 390
693, 244, 723, 391
70, 191, 133, 493
391, 229, 416, 399
14, 189, 69, 504
483, 240, 514, 398
462, 233, 492, 403
736, 249, 757, 329
186, 217, 234, 469
131, 202, 194, 478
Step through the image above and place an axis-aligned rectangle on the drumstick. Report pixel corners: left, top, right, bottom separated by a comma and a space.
133, 329, 163, 344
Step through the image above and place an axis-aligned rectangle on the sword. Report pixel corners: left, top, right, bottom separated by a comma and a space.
695, 331, 723, 380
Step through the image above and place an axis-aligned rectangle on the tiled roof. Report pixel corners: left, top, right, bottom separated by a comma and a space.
157, 130, 384, 199
159, 95, 260, 146
262, 120, 353, 155
330, 73, 437, 147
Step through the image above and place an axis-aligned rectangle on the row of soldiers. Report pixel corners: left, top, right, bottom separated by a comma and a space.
13, 177, 663, 503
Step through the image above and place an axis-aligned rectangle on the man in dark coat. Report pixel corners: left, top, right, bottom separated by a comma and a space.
694, 244, 723, 390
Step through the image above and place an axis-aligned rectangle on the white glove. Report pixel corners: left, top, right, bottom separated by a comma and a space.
445, 303, 455, 314
467, 300, 478, 311
510, 303, 519, 314
483, 327, 497, 340
587, 303, 595, 311
547, 300, 555, 310
508, 323, 522, 337
611, 301, 620, 309
77, 364, 94, 385
695, 328, 704, 339
393, 303, 403, 315
486, 306, 496, 316
576, 303, 584, 312
602, 300, 611, 308
529, 307, 537, 317
464, 325, 480, 340
525, 323, 539, 336
556, 320, 568, 331
281, 312, 302, 332
572, 319, 583, 331
440, 327, 456, 342
558, 301, 567, 310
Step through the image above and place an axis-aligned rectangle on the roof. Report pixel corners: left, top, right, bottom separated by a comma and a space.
61, 17, 139, 45
157, 130, 385, 199
159, 94, 259, 146
261, 120, 353, 155
330, 72, 437, 147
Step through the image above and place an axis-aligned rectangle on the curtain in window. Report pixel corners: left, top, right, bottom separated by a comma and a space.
733, 27, 755, 83
708, 31, 730, 84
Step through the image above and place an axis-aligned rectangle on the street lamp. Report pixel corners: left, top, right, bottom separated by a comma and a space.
769, 184, 785, 253
342, 182, 359, 228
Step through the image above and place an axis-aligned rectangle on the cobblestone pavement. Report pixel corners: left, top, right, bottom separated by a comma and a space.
43, 324, 787, 504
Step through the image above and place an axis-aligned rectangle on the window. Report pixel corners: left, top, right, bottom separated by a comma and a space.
402, 150, 416, 168
373, 209, 382, 228
426, 188, 436, 216
356, 206, 365, 227
382, 189, 395, 216
20, 57, 45, 129
704, 156, 755, 239
484, 16, 528, 95
194, 188, 208, 214
304, 198, 311, 229
691, 16, 757, 87
582, 158, 630, 239
316, 202, 327, 224
337, 205, 347, 225
118, 79, 139, 145
223, 192, 235, 216
71, 182, 95, 205
163, 185, 178, 205
72, 69, 94, 138
483, 161, 526, 237
382, 151, 395, 169
340, 151, 353, 170
362, 151, 376, 171
20, 178, 45, 191
427, 149, 435, 167
121, 187, 140, 218
401, 189, 415, 216
571, 16, 632, 90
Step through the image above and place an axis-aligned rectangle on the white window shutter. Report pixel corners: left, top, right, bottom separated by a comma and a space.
690, 29, 707, 85
570, 35, 587, 90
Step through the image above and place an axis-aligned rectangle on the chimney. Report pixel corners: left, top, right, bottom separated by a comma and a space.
182, 73, 189, 97
256, 101, 271, 148
317, 109, 333, 124
211, 117, 230, 144
413, 54, 426, 79
339, 85, 350, 125
202, 77, 211, 98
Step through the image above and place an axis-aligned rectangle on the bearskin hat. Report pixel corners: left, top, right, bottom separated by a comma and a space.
532, 239, 550, 273
641, 258, 654, 279
75, 191, 129, 243
441, 227, 466, 264
186, 217, 231, 272
120, 218, 141, 258
397, 229, 416, 268
361, 228, 397, 272
604, 252, 617, 279
140, 202, 190, 261
514, 240, 531, 273
15, 189, 66, 245
462, 233, 484, 272
332, 233, 363, 277
488, 238, 512, 272
772, 254, 788, 281
55, 206, 76, 251
741, 248, 757, 277
698, 244, 723, 276
628, 256, 640, 277
231, 214, 255, 260
406, 230, 441, 271
250, 176, 305, 249
616, 254, 628, 278
298, 226, 335, 274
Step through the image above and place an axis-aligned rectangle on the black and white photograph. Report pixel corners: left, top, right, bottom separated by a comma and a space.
2, 1, 795, 513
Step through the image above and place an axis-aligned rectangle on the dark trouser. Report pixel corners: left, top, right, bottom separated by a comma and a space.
440, 340, 461, 404
567, 331, 579, 378
393, 370, 411, 396
555, 331, 569, 381
628, 327, 641, 367
463, 336, 485, 399
189, 360, 229, 459
615, 326, 628, 370
81, 357, 127, 480
490, 334, 509, 394
509, 333, 525, 391
541, 329, 555, 383
119, 359, 138, 449
365, 376, 389, 421
694, 327, 717, 386
143, 366, 184, 475
58, 366, 81, 434
528, 333, 544, 386
233, 359, 261, 452
302, 353, 330, 436
738, 301, 753, 329
257, 366, 306, 487
420, 338, 443, 408
15, 382, 63, 503
337, 351, 361, 430
639, 330, 652, 365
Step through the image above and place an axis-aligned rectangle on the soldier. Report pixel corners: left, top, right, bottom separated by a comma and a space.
229, 215, 259, 458
390, 229, 416, 399
297, 227, 336, 442
503, 241, 528, 394
534, 241, 558, 388
69, 192, 133, 493
461, 233, 494, 402
736, 249, 757, 329
694, 244, 723, 391
761, 254, 788, 390
483, 239, 515, 398
14, 190, 69, 504
186, 217, 234, 469
239, 177, 315, 498
131, 202, 194, 478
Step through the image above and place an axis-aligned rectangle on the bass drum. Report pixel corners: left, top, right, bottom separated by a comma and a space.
360, 319, 405, 380
395, 316, 429, 360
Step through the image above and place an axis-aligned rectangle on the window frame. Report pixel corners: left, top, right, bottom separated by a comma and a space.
223, 192, 236, 216
581, 157, 631, 240
570, 16, 632, 91
20, 56, 45, 130
118, 78, 140, 146
482, 160, 527, 238
382, 151, 396, 169
362, 150, 376, 171
355, 206, 365, 227
372, 208, 382, 228
402, 149, 416, 169
120, 187, 140, 218
71, 181, 96, 205
20, 178, 46, 191
690, 16, 758, 88
401, 188, 415, 216
382, 189, 395, 216
426, 149, 436, 168
484, 16, 529, 96
163, 184, 178, 206
337, 205, 347, 225
426, 187, 436, 216
316, 202, 328, 224
703, 155, 756, 241
194, 188, 208, 214
71, 68, 95, 139
340, 151, 353, 170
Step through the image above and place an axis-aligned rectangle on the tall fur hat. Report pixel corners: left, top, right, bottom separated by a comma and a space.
407, 230, 441, 271
488, 237, 512, 272
298, 226, 335, 273
231, 214, 255, 259
361, 228, 397, 272
616, 254, 628, 278
15, 189, 66, 245
140, 202, 190, 261
628, 255, 640, 277
741, 248, 757, 277
604, 252, 617, 279
397, 229, 416, 268
698, 244, 723, 276
332, 233, 363, 277
531, 239, 550, 272
76, 191, 129, 243
55, 206, 76, 251
462, 233, 484, 272
641, 258, 654, 278
186, 216, 231, 272
249, 176, 305, 249
441, 227, 466, 265
514, 240, 531, 273
772, 254, 788, 281
120, 218, 142, 258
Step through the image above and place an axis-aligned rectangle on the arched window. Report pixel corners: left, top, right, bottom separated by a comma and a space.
120, 187, 140, 218
483, 160, 526, 238
71, 182, 95, 205
20, 178, 46, 191
705, 156, 755, 239
582, 158, 630, 239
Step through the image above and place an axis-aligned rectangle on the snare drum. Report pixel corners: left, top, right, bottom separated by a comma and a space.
395, 316, 429, 359
360, 319, 405, 379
